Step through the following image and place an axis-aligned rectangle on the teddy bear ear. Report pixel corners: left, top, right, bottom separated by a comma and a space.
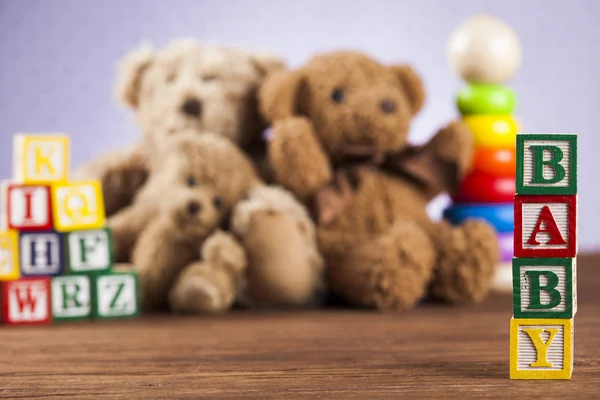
115, 41, 156, 109
258, 69, 305, 123
389, 64, 426, 116
249, 52, 287, 77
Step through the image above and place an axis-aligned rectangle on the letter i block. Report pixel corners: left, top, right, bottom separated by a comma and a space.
51, 275, 93, 321
5, 183, 53, 231
0, 277, 51, 325
51, 181, 106, 232
92, 272, 140, 319
514, 195, 576, 258
66, 228, 113, 273
0, 231, 20, 281
513, 258, 576, 319
516, 133, 577, 195
13, 134, 70, 184
19, 231, 64, 277
510, 318, 573, 379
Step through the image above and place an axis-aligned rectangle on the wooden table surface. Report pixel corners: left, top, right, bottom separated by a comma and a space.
1, 254, 599, 399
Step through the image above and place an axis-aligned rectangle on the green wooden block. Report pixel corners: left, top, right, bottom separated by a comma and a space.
66, 227, 113, 274
513, 258, 576, 319
92, 271, 140, 319
516, 133, 577, 195
51, 275, 93, 321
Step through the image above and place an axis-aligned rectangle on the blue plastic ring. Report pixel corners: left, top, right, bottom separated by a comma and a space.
443, 203, 514, 233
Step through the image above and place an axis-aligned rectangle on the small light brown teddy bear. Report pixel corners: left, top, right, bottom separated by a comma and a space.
114, 132, 324, 312
75, 39, 285, 217
259, 51, 500, 310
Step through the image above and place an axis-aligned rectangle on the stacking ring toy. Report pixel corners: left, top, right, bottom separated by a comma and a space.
463, 115, 519, 148
457, 84, 516, 116
497, 232, 514, 262
443, 203, 514, 233
472, 147, 516, 177
451, 171, 515, 203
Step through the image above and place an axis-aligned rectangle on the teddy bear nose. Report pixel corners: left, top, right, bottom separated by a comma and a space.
181, 98, 202, 117
187, 201, 202, 216
380, 99, 396, 114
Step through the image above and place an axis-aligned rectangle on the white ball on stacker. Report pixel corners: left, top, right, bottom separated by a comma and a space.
447, 14, 522, 84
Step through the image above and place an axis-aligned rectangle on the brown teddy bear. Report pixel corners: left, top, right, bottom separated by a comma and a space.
75, 39, 285, 217
258, 51, 500, 310
115, 132, 324, 312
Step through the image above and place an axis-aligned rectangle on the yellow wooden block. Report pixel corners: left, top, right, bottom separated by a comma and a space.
13, 133, 70, 184
510, 317, 573, 379
0, 230, 20, 281
51, 181, 106, 232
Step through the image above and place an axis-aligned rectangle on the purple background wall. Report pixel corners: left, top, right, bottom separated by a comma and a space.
1, 0, 598, 250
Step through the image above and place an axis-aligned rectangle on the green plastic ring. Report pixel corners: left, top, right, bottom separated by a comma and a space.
457, 84, 517, 116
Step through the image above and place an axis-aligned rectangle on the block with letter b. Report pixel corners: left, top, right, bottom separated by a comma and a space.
92, 272, 140, 319
66, 228, 113, 274
51, 275, 93, 321
510, 318, 573, 379
516, 133, 577, 195
514, 195, 576, 258
513, 258, 576, 319
51, 181, 106, 232
0, 277, 52, 325
13, 134, 70, 184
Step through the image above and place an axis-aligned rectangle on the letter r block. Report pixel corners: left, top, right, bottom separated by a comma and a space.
51, 181, 106, 232
51, 275, 93, 321
516, 133, 577, 195
13, 134, 70, 184
514, 195, 577, 258
510, 318, 573, 379
513, 258, 576, 319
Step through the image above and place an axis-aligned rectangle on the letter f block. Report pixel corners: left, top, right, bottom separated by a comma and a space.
13, 134, 70, 184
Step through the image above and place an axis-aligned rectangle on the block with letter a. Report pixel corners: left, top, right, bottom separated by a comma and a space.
0, 277, 51, 325
13, 134, 70, 184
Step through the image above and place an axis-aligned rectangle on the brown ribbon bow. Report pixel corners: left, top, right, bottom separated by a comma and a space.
313, 144, 460, 226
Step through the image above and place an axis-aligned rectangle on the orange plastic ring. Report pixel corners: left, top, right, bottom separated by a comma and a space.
472, 147, 516, 177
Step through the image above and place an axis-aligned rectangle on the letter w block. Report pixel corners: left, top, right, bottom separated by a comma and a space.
514, 195, 577, 258
516, 133, 577, 195
510, 318, 573, 379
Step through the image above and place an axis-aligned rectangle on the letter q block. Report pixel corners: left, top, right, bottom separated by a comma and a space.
51, 181, 106, 232
516, 133, 577, 195
13, 134, 70, 184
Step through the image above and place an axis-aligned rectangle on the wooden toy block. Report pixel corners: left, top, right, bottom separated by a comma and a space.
5, 183, 53, 231
0, 277, 51, 325
92, 272, 140, 319
0, 230, 20, 281
514, 195, 576, 258
516, 133, 577, 195
513, 258, 576, 319
13, 134, 70, 184
51, 275, 92, 321
510, 318, 573, 379
66, 228, 113, 274
51, 181, 106, 232
19, 231, 64, 277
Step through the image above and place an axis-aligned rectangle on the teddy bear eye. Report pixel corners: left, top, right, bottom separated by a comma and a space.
212, 196, 223, 209
186, 176, 196, 187
331, 88, 345, 103
166, 72, 177, 83
203, 74, 218, 82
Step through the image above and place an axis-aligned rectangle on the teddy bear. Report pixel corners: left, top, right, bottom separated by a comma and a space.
74, 38, 285, 218
114, 132, 324, 312
258, 50, 500, 310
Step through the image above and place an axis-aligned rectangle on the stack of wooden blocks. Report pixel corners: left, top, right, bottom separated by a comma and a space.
0, 133, 140, 326
510, 133, 578, 379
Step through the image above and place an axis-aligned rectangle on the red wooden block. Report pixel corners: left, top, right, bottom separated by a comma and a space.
452, 170, 515, 203
6, 183, 53, 231
514, 195, 577, 258
0, 277, 52, 325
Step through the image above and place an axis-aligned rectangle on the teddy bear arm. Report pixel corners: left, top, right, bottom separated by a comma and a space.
268, 117, 332, 201
108, 200, 159, 263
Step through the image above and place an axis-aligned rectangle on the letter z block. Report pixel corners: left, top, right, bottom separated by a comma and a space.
513, 258, 576, 318
51, 181, 106, 232
19, 231, 64, 277
0, 230, 20, 281
92, 272, 140, 319
66, 228, 113, 274
514, 195, 577, 258
5, 183, 53, 231
13, 134, 70, 184
51, 275, 93, 321
510, 318, 573, 379
516, 133, 577, 195
0, 277, 51, 325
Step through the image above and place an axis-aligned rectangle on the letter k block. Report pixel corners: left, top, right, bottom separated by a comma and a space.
13, 134, 70, 184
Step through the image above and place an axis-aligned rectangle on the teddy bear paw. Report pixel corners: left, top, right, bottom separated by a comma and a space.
200, 231, 247, 277
169, 275, 229, 314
